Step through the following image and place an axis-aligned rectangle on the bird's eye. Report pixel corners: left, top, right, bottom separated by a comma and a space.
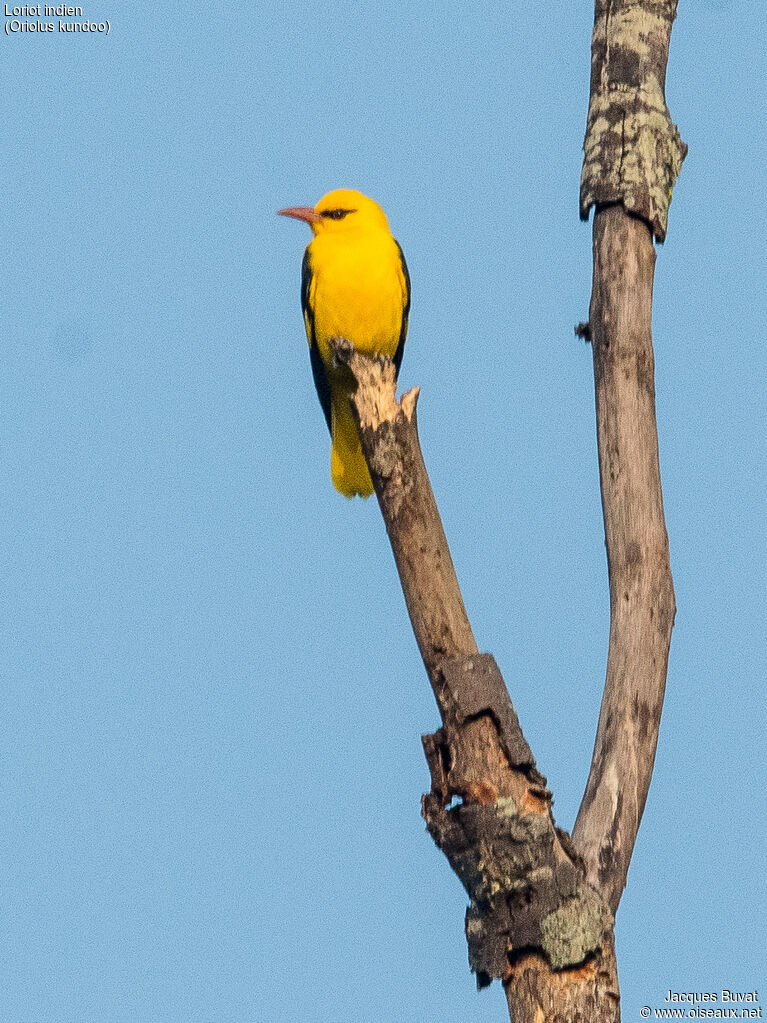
321, 208, 355, 220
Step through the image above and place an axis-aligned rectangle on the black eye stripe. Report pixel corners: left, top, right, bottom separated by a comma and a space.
320, 208, 356, 220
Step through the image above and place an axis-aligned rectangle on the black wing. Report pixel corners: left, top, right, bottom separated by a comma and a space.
393, 240, 411, 378
301, 247, 332, 434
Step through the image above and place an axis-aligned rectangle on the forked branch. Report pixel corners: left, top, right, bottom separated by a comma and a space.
328, 6, 683, 1006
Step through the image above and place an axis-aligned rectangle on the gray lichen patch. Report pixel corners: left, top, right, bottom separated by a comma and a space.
540, 888, 614, 970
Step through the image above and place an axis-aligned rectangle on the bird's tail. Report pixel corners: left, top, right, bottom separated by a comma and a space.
330, 390, 374, 499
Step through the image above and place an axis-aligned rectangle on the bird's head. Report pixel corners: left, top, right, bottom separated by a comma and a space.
278, 189, 390, 236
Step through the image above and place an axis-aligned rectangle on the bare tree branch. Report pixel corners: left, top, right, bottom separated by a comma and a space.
330, 344, 477, 679
332, 339, 620, 1022
572, 207, 676, 914
573, 0, 682, 913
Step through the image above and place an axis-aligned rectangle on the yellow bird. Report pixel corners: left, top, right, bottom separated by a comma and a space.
278, 189, 411, 498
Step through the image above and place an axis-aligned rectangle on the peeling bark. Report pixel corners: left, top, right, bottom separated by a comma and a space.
505, 937, 620, 1023
422, 655, 612, 986
580, 0, 686, 241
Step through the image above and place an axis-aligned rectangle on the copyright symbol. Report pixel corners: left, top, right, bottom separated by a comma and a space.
640, 1008, 651, 1019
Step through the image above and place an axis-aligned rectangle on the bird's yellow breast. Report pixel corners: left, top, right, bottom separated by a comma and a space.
307, 228, 405, 364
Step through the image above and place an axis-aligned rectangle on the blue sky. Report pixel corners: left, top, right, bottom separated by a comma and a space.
1, 2, 765, 1020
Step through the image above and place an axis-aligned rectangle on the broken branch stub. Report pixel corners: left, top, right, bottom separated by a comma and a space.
331, 337, 477, 679
331, 338, 615, 993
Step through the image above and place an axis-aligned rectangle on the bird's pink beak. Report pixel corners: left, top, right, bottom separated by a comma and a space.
278, 206, 322, 225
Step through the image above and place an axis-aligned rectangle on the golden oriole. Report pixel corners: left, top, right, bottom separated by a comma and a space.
279, 189, 410, 498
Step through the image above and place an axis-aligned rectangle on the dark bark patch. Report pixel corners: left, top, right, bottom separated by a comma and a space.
609, 44, 643, 87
